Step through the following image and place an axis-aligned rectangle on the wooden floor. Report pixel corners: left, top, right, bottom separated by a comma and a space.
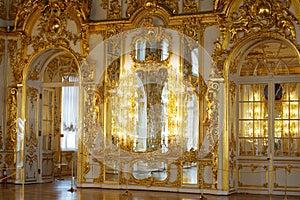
0, 179, 299, 200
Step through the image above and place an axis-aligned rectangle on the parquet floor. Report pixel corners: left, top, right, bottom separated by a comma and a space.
0, 179, 299, 200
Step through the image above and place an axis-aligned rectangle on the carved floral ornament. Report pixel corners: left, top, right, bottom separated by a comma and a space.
229, 0, 298, 43
29, 1, 80, 52
101, 0, 199, 19
14, 0, 90, 29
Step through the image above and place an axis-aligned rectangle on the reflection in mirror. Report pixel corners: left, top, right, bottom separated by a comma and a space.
184, 93, 199, 151
182, 162, 197, 184
191, 48, 199, 76
135, 39, 146, 61
132, 160, 167, 181
161, 39, 169, 60
133, 31, 170, 63
105, 160, 119, 182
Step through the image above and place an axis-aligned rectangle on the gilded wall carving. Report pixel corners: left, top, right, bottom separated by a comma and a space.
8, 40, 24, 83
214, 0, 229, 12
182, 0, 199, 13
0, 0, 298, 195
229, 81, 236, 189
0, 126, 2, 150
0, 0, 5, 20
100, 0, 202, 19
82, 86, 101, 148
6, 88, 18, 151
229, 0, 298, 43
14, 0, 90, 29
30, 1, 79, 52
0, 0, 19, 21
124, 0, 179, 17
0, 39, 4, 65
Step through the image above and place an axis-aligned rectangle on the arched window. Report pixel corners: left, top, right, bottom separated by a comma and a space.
237, 42, 300, 157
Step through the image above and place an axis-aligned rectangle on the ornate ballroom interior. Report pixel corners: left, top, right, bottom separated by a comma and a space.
0, 0, 300, 197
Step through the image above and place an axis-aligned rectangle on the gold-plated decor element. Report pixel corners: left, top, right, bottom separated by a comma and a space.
31, 2, 79, 52
92, 158, 104, 183
0, 0, 5, 20
0, 126, 2, 150
211, 38, 226, 78
106, 59, 120, 89
205, 81, 220, 148
214, 0, 229, 12
82, 85, 101, 148
198, 159, 213, 189
229, 0, 298, 43
182, 0, 199, 13
14, 0, 90, 29
238, 164, 268, 188
182, 17, 200, 41
6, 88, 18, 150
101, 0, 122, 19
27, 87, 39, 108
229, 81, 236, 189
43, 54, 78, 82
4, 153, 14, 172
0, 0, 19, 21
0, 39, 4, 65
124, 0, 178, 17
80, 24, 90, 57
109, 0, 121, 19
8, 39, 24, 83
130, 26, 172, 68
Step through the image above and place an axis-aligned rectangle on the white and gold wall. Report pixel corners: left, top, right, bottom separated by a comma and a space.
0, 0, 299, 197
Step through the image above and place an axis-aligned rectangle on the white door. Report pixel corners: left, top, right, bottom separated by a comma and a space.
39, 88, 55, 182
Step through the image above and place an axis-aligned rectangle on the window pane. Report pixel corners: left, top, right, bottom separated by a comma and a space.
274, 82, 300, 157
238, 84, 268, 156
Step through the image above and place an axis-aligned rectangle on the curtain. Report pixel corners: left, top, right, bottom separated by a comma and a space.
61, 83, 79, 150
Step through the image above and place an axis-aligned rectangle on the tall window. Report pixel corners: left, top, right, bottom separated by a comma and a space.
61, 77, 79, 150
238, 42, 300, 157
